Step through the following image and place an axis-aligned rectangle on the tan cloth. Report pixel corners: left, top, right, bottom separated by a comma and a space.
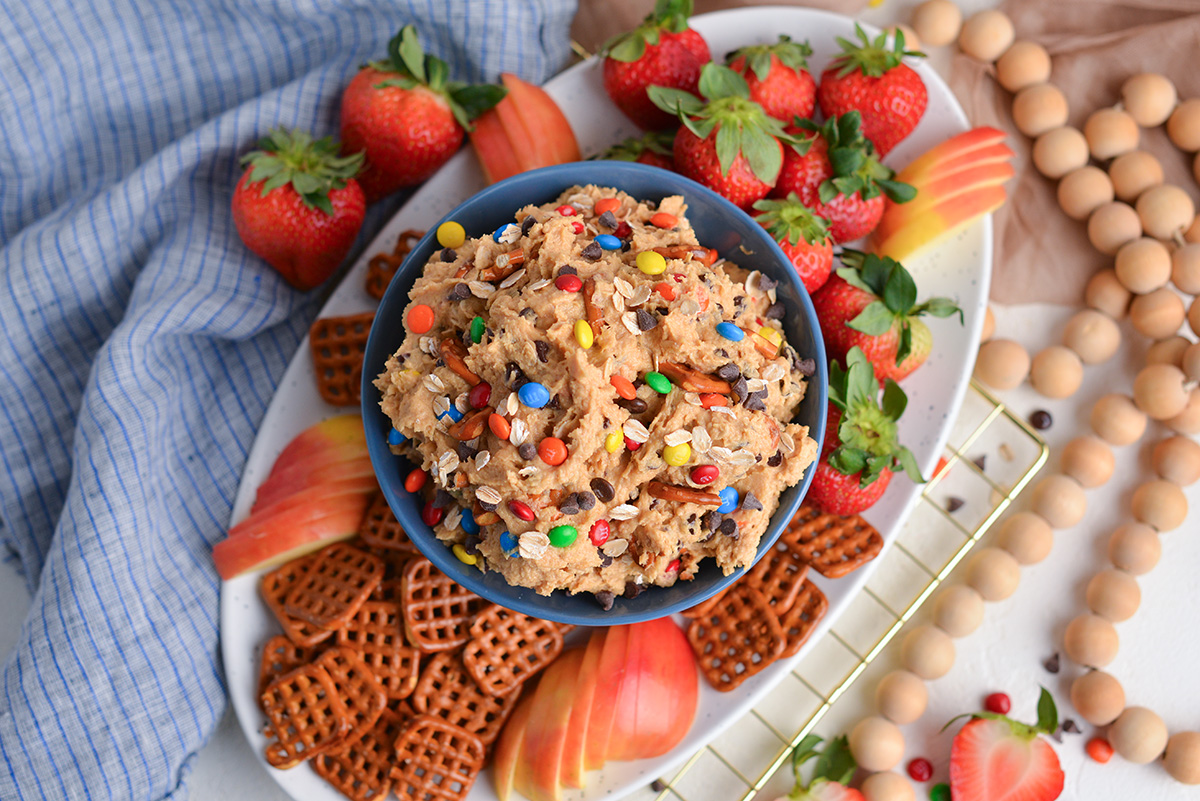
949, 0, 1200, 304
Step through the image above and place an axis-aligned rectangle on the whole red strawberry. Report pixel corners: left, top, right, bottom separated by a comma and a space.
341, 25, 505, 201
649, 64, 798, 209
806, 347, 921, 516
773, 112, 915, 242
812, 250, 961, 383
949, 688, 1065, 801
818, 24, 927, 158
727, 35, 816, 124
602, 0, 711, 130
752, 194, 833, 293
231, 128, 365, 290
776, 735, 864, 801
599, 130, 678, 171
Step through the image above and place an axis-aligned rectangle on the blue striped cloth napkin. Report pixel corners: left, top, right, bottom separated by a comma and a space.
0, 1, 575, 798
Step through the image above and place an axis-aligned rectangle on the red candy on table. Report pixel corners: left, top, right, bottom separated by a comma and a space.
538, 437, 568, 466
984, 692, 1011, 715
907, 757, 933, 782
589, 520, 610, 546
468, 382, 491, 409
690, 465, 719, 485
509, 500, 535, 521
555, 274, 583, 292
1086, 737, 1114, 764
404, 469, 427, 493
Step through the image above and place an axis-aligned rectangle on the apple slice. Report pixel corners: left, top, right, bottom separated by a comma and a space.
253, 459, 376, 509
870, 185, 1008, 261
470, 106, 522, 185
560, 629, 606, 788
607, 617, 699, 761
468, 73, 580, 185
228, 477, 375, 538
585, 624, 630, 771
494, 691, 535, 801
895, 126, 1008, 183
514, 648, 586, 801
870, 161, 1015, 241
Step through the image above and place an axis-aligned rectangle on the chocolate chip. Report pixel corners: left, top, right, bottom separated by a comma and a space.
731, 376, 748, 404
595, 591, 615, 611
478, 499, 498, 512
590, 478, 616, 503
1061, 719, 1081, 734
768, 451, 783, 467
742, 491, 763, 512
745, 397, 766, 412
972, 454, 987, 471
600, 554, 613, 568
717, 349, 728, 358
577, 491, 596, 511
506, 361, 528, 388
650, 780, 667, 793
1030, 409, 1053, 430
558, 494, 581, 515
455, 442, 477, 462
448, 283, 470, 301
716, 363, 741, 382
795, 357, 816, 377
734, 294, 746, 310
718, 518, 738, 538
432, 490, 454, 509
581, 242, 603, 261
597, 210, 618, 229
547, 394, 561, 410
635, 309, 657, 331
521, 216, 535, 235
766, 302, 785, 319
519, 307, 537, 320
557, 265, 578, 276
946, 496, 965, 513
535, 340, 549, 363
621, 240, 632, 252
757, 274, 778, 292
649, 499, 660, 510
702, 511, 721, 532
1043, 653, 1060, 674
463, 535, 481, 555
616, 397, 648, 413
440, 247, 457, 262
622, 581, 645, 600
518, 443, 537, 460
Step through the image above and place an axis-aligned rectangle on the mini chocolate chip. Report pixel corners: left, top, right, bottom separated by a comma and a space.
622, 581, 645, 600
734, 294, 746, 309
396, 354, 407, 364
535, 340, 549, 363
440, 247, 457, 262
946, 496, 965, 513
506, 361, 528, 389
519, 307, 537, 320
518, 443, 537, 460
718, 518, 738, 537
745, 396, 766, 412
757, 274, 778, 291
464, 535, 481, 555
558, 494, 581, 516
716, 363, 741, 382
635, 309, 657, 331
616, 397, 648, 413
581, 242, 603, 261
1061, 719, 1081, 734
557, 265, 578, 276
448, 283, 470, 301
1030, 409, 1053, 430
600, 554, 613, 568
742, 491, 763, 512
595, 591, 615, 611
577, 491, 596, 511
972, 454, 987, 471
478, 499, 498, 512
1043, 653, 1060, 674
521, 216, 535, 235
702, 511, 721, 532
547, 394, 561, 410
717, 348, 728, 358
435, 358, 446, 367
796, 357, 816, 377
649, 499, 660, 510
732, 376, 748, 404
432, 490, 454, 509
455, 442, 477, 461
590, 478, 616, 502
768, 451, 783, 467
766, 302, 785, 319
597, 210, 618, 229
621, 240, 632, 252
650, 780, 667, 793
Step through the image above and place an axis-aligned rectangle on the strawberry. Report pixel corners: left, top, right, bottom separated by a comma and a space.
752, 194, 834, 293
599, 130, 678, 171
727, 35, 817, 124
775, 735, 864, 801
806, 347, 921, 516
817, 24, 927, 158
812, 249, 961, 383
602, 0, 711, 130
949, 688, 1066, 801
772, 112, 914, 242
649, 64, 798, 210
231, 128, 365, 291
340, 25, 505, 202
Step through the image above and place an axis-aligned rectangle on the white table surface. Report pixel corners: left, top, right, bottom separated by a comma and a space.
4, 1, 1198, 798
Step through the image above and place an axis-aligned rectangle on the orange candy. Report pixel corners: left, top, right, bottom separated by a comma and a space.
654, 282, 676, 301
610, 375, 637, 400
700, 393, 728, 409
595, 197, 620, 215
538, 437, 568, 466
407, 304, 435, 334
650, 212, 678, 229
488, 413, 511, 440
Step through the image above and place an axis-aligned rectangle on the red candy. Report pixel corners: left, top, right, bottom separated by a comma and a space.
589, 519, 610, 546
906, 757, 933, 782
984, 692, 1011, 715
613, 221, 632, 239
571, 221, 584, 234
624, 436, 641, 451
554, 274, 583, 292
404, 469, 428, 493
468, 382, 492, 409
421, 500, 444, 527
672, 273, 685, 283
1086, 737, 1114, 764
556, 204, 576, 216
509, 500, 535, 521
538, 437, 569, 466
690, 465, 719, 485
665, 558, 680, 573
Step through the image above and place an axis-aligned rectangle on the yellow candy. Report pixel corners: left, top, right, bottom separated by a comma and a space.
663, 442, 692, 466
758, 326, 783, 348
452, 543, 478, 566
605, 430, 623, 453
437, 221, 466, 248
574, 318, 594, 349
636, 251, 667, 275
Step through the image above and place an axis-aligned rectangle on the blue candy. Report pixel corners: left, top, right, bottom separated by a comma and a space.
715, 322, 745, 342
499, 530, 519, 556
438, 406, 464, 423
461, 508, 480, 536
517, 381, 551, 408
387, 428, 406, 446
493, 223, 518, 243
595, 234, 621, 250
717, 486, 739, 514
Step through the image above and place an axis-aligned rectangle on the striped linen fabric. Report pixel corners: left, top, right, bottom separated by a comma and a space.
0, 0, 575, 798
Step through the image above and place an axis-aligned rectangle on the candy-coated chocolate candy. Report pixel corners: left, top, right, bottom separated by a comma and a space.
574, 318, 594, 349
716, 321, 744, 341
436, 221, 465, 248
555, 274, 583, 292
518, 382, 551, 408
663, 442, 691, 466
666, 558, 680, 573
538, 437, 568, 466
407, 304, 435, 334
717, 486, 739, 513
438, 406, 464, 423
691, 465, 718, 484
452, 543, 477, 565
461, 509, 479, 535
555, 204, 576, 216
611, 375, 637, 399
595, 197, 620, 215
488, 413, 511, 439
387, 428, 406, 446
605, 430, 623, 453
571, 221, 584, 234
509, 500, 535, 521
549, 524, 578, 547
493, 223, 518, 243
589, 519, 610, 546
470, 316, 485, 343
404, 469, 427, 493
636, 251, 667, 275
468, 382, 491, 409
596, 234, 621, 250
645, 371, 671, 394
624, 436, 641, 451
500, 529, 519, 556
650, 212, 678, 229
421, 500, 444, 527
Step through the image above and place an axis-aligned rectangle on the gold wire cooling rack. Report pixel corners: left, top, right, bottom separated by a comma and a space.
629, 380, 1049, 801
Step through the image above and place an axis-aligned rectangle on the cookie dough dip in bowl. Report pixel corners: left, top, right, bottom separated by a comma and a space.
362, 161, 827, 624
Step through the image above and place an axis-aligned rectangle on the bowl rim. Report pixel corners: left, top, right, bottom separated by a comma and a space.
362, 159, 827, 624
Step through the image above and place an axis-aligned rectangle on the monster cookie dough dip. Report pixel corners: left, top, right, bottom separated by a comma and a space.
375, 185, 818, 603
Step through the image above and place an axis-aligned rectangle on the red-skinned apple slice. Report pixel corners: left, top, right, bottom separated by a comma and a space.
514, 648, 586, 801
253, 459, 376, 509
230, 477, 376, 538
470, 106, 523, 185
895, 126, 1008, 182
871, 161, 1015, 239
468, 73, 580, 185
585, 624, 630, 771
607, 618, 699, 761
560, 629, 606, 788
870, 185, 1008, 261
493, 690, 535, 801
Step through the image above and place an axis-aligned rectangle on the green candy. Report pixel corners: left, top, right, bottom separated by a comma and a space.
548, 524, 578, 547
470, 315, 485, 343
930, 783, 951, 801
644, 371, 671, 395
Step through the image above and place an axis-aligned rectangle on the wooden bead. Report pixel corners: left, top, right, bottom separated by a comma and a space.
901, 624, 956, 680
1168, 98, 1200, 151
1137, 184, 1195, 240
1190, 297, 1200, 338
1114, 237, 1171, 294
1132, 363, 1188, 419
933, 585, 986, 636
1060, 436, 1115, 488
1029, 345, 1083, 399
849, 716, 905, 772
1108, 523, 1161, 575
1030, 474, 1087, 529
1014, 84, 1069, 138
1085, 269, 1132, 319
1186, 343, 1200, 381
1086, 569, 1140, 622
861, 771, 917, 801
1087, 201, 1141, 255
1166, 388, 1200, 434
1032, 127, 1088, 179
1057, 165, 1112, 220
1063, 613, 1119, 668
981, 305, 995, 342
1122, 73, 1177, 128
875, 669, 928, 725
1071, 671, 1125, 726
1090, 394, 1147, 445
1145, 336, 1190, 369
1131, 479, 1188, 531
975, 339, 1030, 390
1108, 150, 1164, 203
1171, 243, 1200, 295
958, 9, 1014, 62
884, 24, 921, 51
995, 41, 1050, 93
1188, 214, 1200, 244
1195, 152, 1200, 190
910, 0, 961, 47
997, 511, 1054, 565
1164, 732, 1200, 785
965, 546, 1020, 601
1129, 288, 1186, 340
1062, 309, 1120, 364
1153, 435, 1200, 485
1110, 707, 1168, 764
1084, 108, 1139, 161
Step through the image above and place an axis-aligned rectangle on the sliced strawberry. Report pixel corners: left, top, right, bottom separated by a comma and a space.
753, 194, 833, 293
727, 35, 816, 123
786, 735, 866, 801
949, 688, 1066, 801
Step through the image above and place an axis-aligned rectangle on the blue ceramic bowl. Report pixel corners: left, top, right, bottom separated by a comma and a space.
362, 161, 827, 625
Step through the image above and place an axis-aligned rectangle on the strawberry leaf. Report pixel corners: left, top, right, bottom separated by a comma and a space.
790, 734, 824, 776
896, 320, 913, 364
895, 445, 923, 482
847, 300, 894, 335
698, 63, 750, 101
883, 261, 917, 311
449, 83, 507, 127
741, 124, 782, 184
714, 122, 740, 176
917, 296, 964, 322
829, 446, 867, 476
240, 127, 363, 214
393, 25, 426, 83
812, 735, 857, 786
753, 194, 832, 247
1037, 687, 1058, 734
647, 85, 706, 118
876, 177, 917, 203
728, 35, 812, 79
609, 34, 650, 62
881, 378, 907, 420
